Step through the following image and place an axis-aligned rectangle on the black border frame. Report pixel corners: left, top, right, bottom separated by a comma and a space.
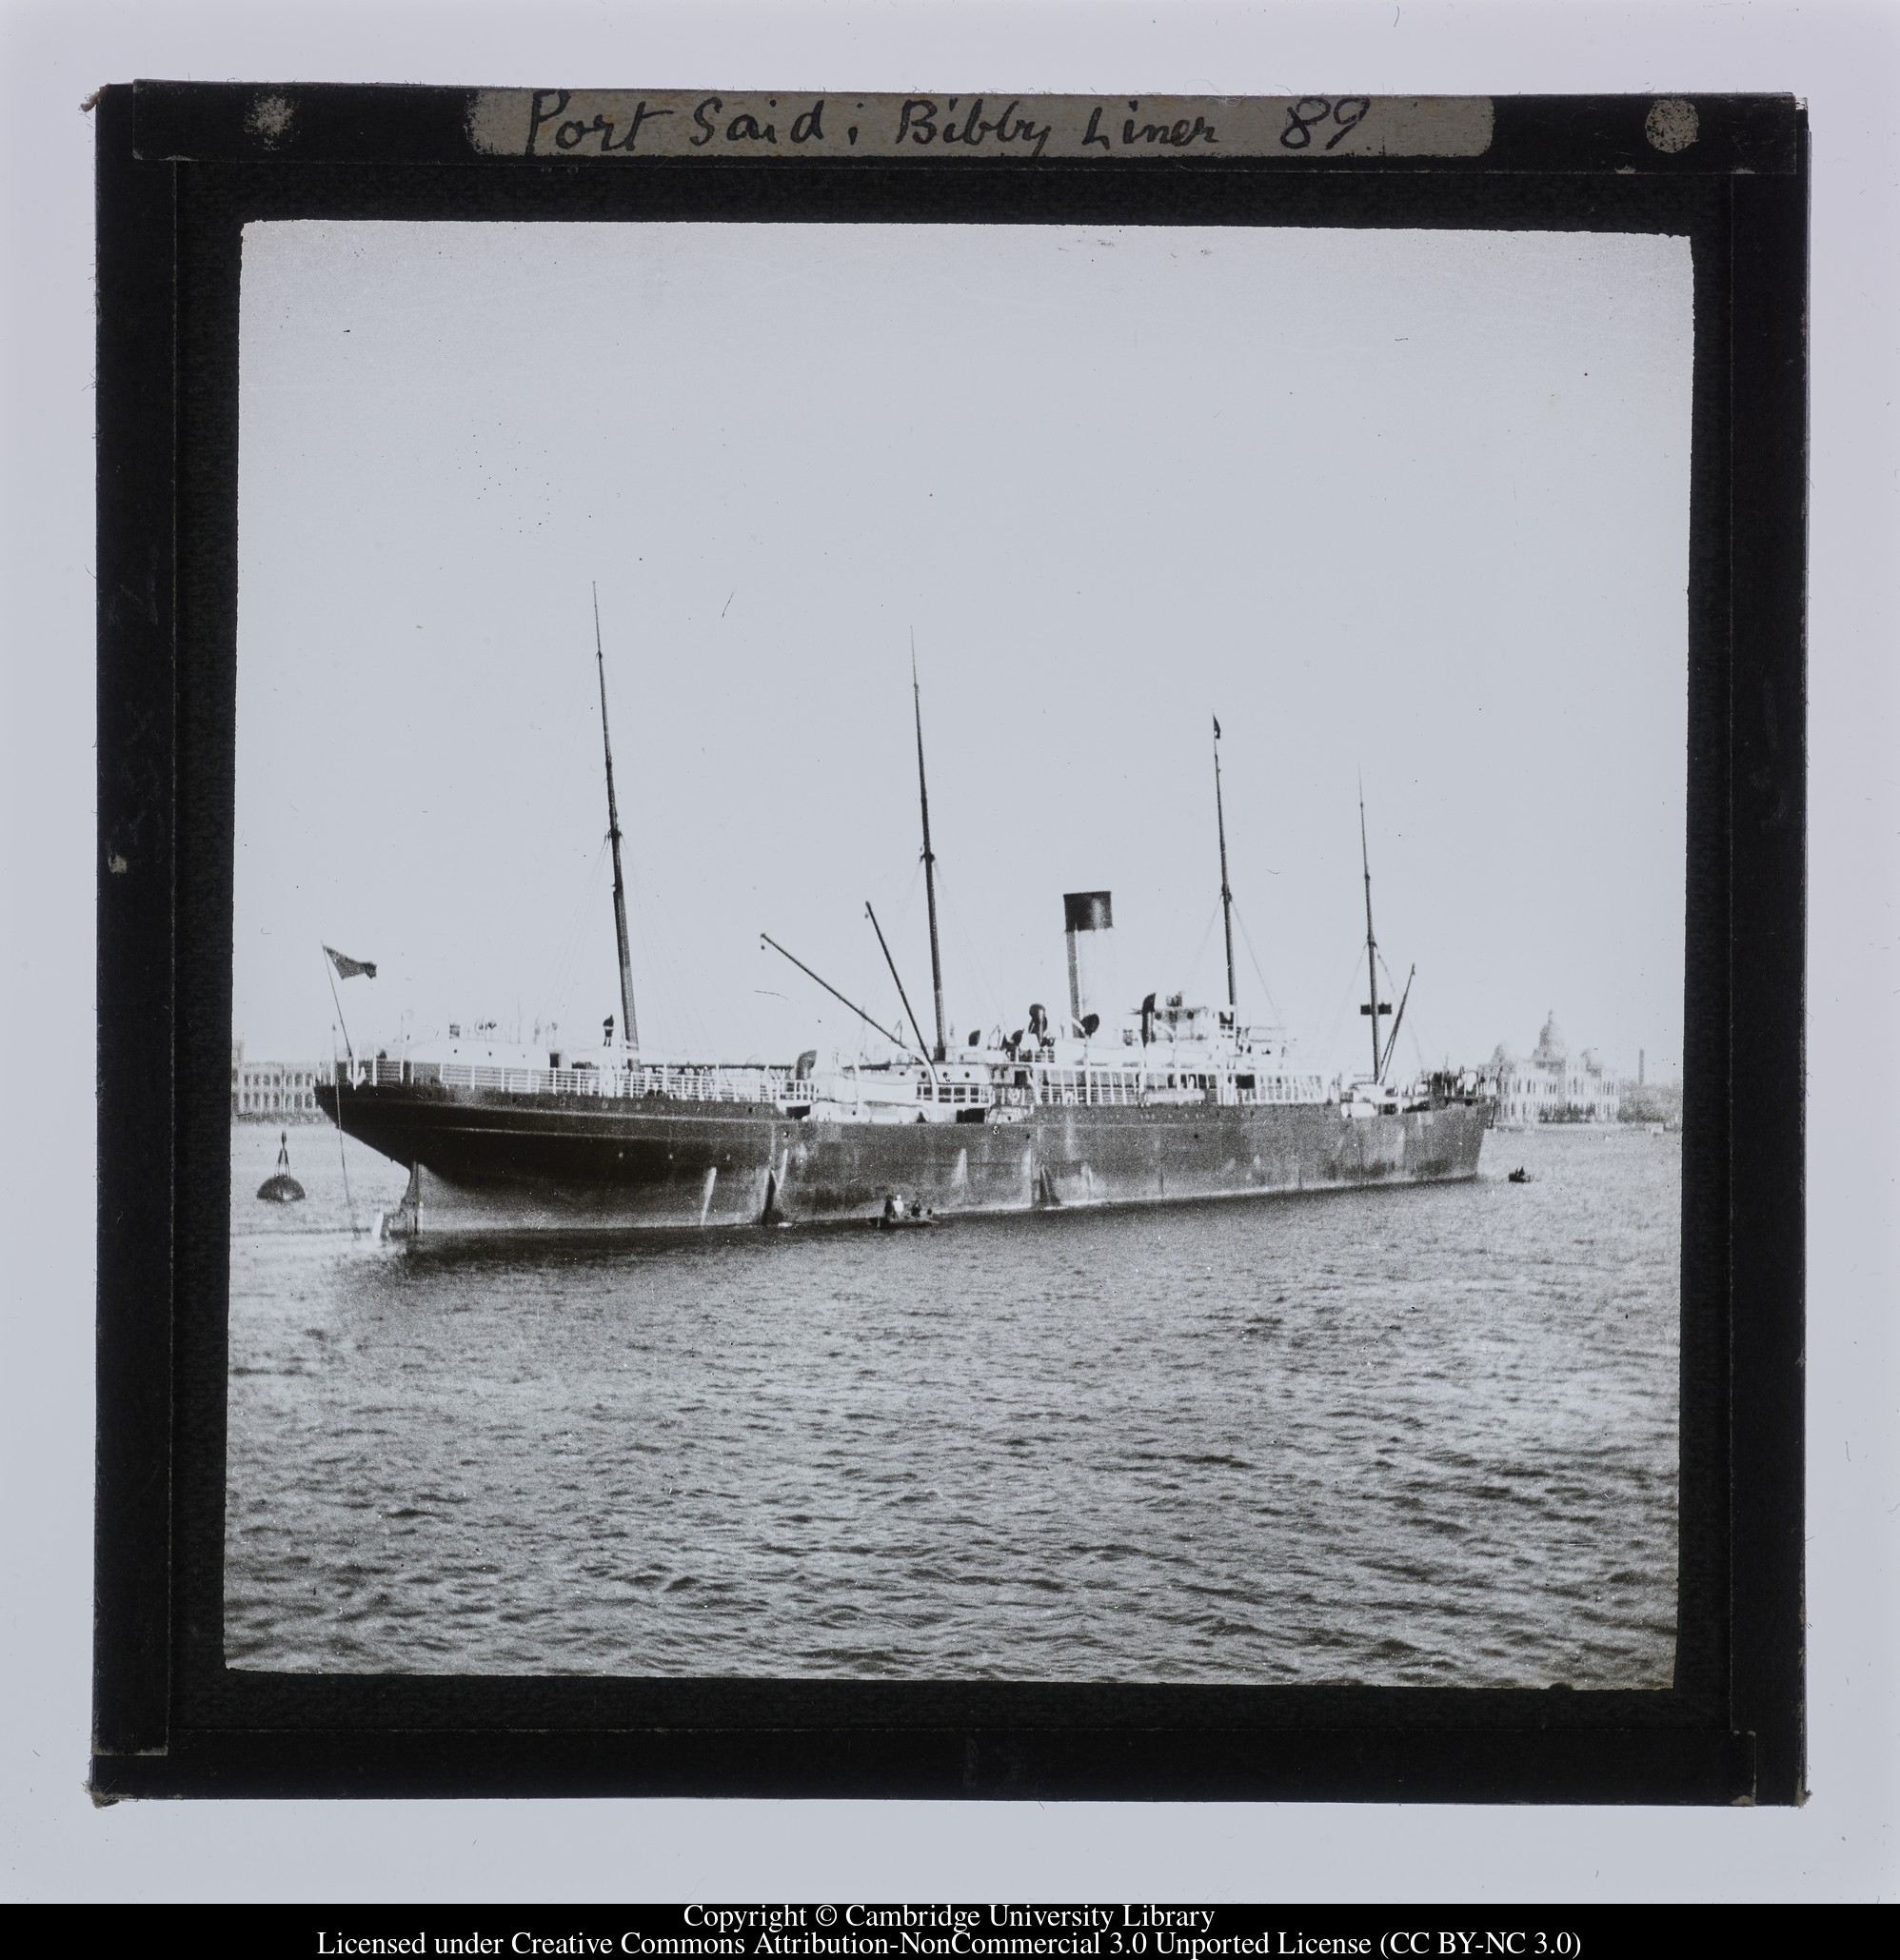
93, 82, 1807, 1804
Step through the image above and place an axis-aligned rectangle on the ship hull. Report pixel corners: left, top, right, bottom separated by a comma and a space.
316, 1079, 1490, 1237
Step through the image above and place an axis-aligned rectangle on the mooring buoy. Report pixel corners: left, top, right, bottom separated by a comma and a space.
257, 1129, 306, 1203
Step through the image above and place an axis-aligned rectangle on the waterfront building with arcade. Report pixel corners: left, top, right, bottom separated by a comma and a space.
231, 1040, 327, 1122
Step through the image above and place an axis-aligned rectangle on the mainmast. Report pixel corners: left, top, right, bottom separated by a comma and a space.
1357, 782, 1389, 1079
594, 585, 639, 1059
912, 638, 948, 1062
1213, 716, 1237, 1013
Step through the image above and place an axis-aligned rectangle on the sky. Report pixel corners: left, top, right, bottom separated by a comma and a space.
234, 219, 1692, 1080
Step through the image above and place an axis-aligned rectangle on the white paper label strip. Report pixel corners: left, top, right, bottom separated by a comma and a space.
466, 92, 1495, 162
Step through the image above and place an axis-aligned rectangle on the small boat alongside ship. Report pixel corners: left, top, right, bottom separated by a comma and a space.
880, 1196, 940, 1232
316, 607, 1493, 1238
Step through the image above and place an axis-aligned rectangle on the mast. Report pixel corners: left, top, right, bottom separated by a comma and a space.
1357, 782, 1387, 1080
912, 638, 948, 1062
594, 584, 639, 1058
1213, 716, 1237, 1013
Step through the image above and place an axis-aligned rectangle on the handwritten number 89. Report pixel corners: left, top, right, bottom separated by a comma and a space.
1280, 97, 1372, 150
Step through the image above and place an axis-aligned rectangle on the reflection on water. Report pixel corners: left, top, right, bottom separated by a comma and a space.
226, 1121, 1679, 1684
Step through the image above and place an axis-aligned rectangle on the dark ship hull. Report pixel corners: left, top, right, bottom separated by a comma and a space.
315, 1073, 1489, 1238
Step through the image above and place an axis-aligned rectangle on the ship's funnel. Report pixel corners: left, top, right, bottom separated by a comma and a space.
1063, 890, 1114, 1028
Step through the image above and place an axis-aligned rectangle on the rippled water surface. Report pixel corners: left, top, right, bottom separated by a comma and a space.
227, 1121, 1679, 1684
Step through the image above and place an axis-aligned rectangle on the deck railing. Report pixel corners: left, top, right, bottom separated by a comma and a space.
331, 1055, 794, 1105
330, 1054, 1332, 1110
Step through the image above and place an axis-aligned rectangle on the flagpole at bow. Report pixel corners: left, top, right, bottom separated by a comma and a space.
320, 943, 378, 1234
321, 944, 379, 1065
321, 943, 353, 1062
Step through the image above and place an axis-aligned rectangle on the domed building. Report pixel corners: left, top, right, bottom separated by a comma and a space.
1491, 1013, 1618, 1127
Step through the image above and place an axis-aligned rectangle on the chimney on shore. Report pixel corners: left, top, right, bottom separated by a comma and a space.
1063, 891, 1114, 1028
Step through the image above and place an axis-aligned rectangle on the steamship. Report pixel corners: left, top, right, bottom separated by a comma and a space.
316, 618, 1493, 1238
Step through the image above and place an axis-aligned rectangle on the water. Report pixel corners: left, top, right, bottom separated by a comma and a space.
226, 1121, 1679, 1685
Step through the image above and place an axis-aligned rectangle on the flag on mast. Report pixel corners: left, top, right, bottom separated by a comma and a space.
1213, 715, 1221, 739
324, 946, 378, 980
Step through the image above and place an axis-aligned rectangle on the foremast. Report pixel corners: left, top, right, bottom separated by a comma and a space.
1213, 716, 1237, 1013
594, 585, 639, 1059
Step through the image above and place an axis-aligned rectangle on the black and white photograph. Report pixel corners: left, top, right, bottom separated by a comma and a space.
226, 200, 1689, 1688
7, 0, 1886, 1903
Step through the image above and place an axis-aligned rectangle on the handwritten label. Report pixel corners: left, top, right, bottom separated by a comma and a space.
465, 92, 1494, 162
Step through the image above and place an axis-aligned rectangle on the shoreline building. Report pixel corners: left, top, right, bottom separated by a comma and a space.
1489, 1012, 1619, 1128
231, 1039, 327, 1122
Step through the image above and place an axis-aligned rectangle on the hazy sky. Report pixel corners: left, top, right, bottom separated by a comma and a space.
234, 219, 1691, 1079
